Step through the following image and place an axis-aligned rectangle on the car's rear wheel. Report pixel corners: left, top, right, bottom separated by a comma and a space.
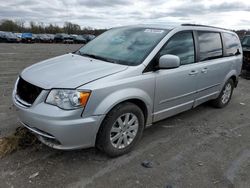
96, 102, 144, 157
211, 79, 234, 108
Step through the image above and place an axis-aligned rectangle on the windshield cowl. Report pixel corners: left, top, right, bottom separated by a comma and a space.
76, 52, 119, 64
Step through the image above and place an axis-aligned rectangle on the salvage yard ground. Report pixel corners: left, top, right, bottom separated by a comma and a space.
0, 43, 250, 188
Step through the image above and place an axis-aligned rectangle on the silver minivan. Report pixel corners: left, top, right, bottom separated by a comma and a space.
13, 24, 242, 156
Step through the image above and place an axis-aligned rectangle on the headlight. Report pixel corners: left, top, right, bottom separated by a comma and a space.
46, 89, 91, 110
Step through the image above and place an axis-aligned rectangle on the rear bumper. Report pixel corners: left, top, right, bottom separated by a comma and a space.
13, 92, 105, 150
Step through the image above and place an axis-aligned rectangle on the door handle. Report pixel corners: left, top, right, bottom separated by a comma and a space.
201, 68, 208, 73
189, 70, 199, 75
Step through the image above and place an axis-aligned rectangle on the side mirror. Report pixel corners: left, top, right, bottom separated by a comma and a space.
159, 54, 180, 69
235, 49, 241, 56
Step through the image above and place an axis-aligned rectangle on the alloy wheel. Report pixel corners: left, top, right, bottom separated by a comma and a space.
221, 83, 232, 104
110, 113, 139, 149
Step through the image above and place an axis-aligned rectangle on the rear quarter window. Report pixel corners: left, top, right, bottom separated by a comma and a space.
198, 32, 223, 61
223, 33, 240, 56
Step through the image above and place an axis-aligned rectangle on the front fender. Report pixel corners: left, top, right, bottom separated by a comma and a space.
93, 88, 153, 125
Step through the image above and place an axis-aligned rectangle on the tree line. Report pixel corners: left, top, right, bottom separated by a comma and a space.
0, 19, 107, 35
1, 19, 250, 38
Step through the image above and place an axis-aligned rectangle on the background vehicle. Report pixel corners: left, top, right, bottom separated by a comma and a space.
54, 33, 73, 43
53, 33, 65, 43
0, 32, 18, 43
6, 32, 18, 42
242, 35, 250, 72
13, 24, 242, 157
14, 33, 22, 42
63, 36, 74, 44
21, 33, 33, 43
0, 31, 6, 42
32, 34, 39, 43
46, 34, 55, 43
0, 32, 97, 44
82, 34, 95, 42
71, 35, 87, 44
37, 34, 53, 43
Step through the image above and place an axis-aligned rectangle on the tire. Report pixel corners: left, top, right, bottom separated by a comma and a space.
211, 79, 234, 108
96, 102, 145, 157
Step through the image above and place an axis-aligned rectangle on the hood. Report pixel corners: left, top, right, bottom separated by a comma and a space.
21, 53, 128, 89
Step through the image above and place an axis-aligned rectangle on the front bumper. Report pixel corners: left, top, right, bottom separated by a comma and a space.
12, 91, 105, 150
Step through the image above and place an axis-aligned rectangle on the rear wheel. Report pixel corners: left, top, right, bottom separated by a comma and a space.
96, 102, 144, 157
211, 79, 234, 108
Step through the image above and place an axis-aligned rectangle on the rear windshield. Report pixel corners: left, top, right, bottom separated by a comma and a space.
78, 27, 169, 66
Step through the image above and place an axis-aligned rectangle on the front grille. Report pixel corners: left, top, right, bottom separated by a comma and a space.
16, 77, 43, 105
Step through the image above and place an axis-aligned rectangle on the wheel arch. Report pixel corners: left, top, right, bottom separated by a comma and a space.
116, 98, 148, 125
222, 70, 238, 90
229, 75, 238, 87
93, 88, 153, 125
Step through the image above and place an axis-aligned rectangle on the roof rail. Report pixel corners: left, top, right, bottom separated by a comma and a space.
181, 24, 231, 31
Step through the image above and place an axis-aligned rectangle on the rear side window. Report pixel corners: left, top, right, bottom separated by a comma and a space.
223, 33, 240, 56
159, 32, 195, 65
198, 32, 223, 61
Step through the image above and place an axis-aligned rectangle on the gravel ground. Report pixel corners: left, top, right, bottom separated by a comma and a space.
0, 43, 250, 188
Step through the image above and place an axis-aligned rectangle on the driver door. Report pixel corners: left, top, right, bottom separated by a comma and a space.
153, 31, 199, 122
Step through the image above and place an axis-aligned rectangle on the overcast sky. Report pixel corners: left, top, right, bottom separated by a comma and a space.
0, 0, 250, 29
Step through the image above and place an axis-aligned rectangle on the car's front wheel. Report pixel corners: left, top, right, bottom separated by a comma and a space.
96, 102, 144, 157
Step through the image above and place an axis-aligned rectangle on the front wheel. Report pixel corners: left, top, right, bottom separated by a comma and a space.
96, 102, 144, 157
211, 79, 234, 108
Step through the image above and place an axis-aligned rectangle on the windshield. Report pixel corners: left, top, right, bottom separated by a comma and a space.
78, 27, 168, 66
242, 36, 250, 47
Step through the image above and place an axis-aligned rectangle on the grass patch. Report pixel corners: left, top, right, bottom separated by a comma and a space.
0, 127, 38, 158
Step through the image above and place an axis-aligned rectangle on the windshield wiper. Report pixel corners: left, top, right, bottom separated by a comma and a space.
77, 51, 96, 58
78, 52, 118, 64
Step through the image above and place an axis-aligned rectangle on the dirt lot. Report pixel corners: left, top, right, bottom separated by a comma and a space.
0, 43, 250, 188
